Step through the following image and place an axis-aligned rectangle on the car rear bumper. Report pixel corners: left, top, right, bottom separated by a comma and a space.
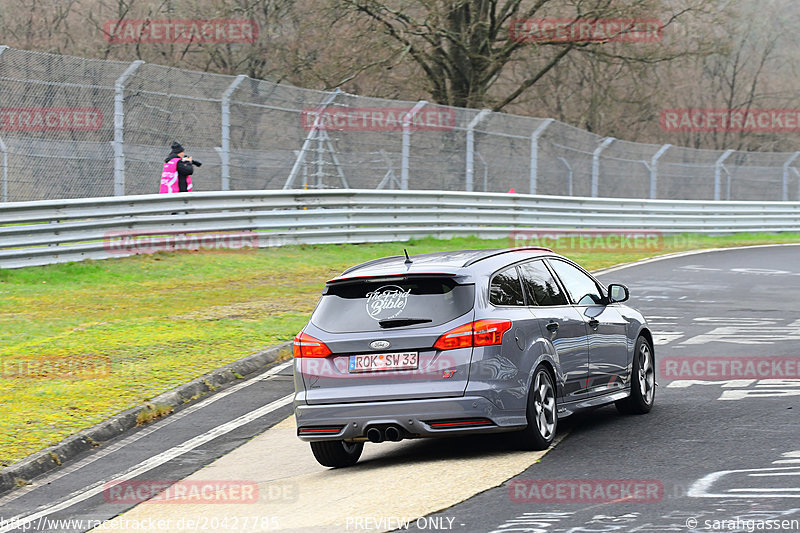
294, 395, 527, 441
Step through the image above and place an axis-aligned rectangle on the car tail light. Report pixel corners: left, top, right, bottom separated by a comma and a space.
293, 332, 332, 358
433, 322, 474, 350
473, 319, 512, 346
433, 319, 512, 351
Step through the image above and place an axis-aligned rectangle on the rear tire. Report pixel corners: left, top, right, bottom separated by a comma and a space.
518, 365, 557, 450
310, 440, 364, 468
616, 335, 655, 415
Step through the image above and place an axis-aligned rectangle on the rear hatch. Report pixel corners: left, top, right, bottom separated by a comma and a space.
298, 275, 476, 404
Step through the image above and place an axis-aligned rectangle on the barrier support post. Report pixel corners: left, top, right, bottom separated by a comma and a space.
591, 137, 615, 198
401, 100, 427, 190
529, 118, 554, 195
221, 75, 247, 191
466, 109, 491, 192
782, 152, 800, 201
714, 149, 734, 201
113, 60, 145, 196
649, 144, 671, 199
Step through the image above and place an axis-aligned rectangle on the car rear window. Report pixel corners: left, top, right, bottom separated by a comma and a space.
311, 276, 475, 333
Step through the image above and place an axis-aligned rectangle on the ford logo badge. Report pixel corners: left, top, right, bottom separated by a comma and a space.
370, 340, 391, 350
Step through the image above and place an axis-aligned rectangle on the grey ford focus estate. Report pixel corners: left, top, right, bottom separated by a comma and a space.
293, 247, 655, 467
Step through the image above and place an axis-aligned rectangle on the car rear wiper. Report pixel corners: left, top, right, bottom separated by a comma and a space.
378, 318, 433, 328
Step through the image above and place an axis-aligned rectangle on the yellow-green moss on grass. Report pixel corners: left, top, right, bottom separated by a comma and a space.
136, 404, 175, 426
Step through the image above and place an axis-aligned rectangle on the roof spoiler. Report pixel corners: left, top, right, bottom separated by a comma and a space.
326, 271, 458, 284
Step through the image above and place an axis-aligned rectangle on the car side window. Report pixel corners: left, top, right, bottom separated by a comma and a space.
489, 266, 525, 306
548, 259, 604, 306
518, 260, 568, 306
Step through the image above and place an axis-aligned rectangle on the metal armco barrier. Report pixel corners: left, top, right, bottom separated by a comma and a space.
2, 189, 800, 269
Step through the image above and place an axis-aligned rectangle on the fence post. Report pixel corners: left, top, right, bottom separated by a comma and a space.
221, 75, 247, 192
794, 168, 800, 201
284, 88, 341, 189
529, 118, 554, 195
475, 151, 489, 192
113, 60, 144, 197
0, 47, 6, 201
0, 136, 7, 203
591, 137, 615, 198
465, 109, 491, 192
714, 149, 734, 201
557, 157, 573, 196
649, 144, 671, 199
782, 152, 800, 201
401, 100, 427, 190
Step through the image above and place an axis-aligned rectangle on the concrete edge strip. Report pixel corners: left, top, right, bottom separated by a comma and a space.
0, 341, 293, 496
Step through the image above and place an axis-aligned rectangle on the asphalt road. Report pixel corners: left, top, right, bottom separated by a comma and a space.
1, 244, 799, 533
423, 244, 800, 533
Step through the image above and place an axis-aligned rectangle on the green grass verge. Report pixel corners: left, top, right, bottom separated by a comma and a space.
1, 232, 799, 467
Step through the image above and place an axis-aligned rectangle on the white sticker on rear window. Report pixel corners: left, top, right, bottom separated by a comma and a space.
365, 285, 411, 320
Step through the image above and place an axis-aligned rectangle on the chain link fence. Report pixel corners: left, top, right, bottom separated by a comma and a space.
1, 45, 799, 203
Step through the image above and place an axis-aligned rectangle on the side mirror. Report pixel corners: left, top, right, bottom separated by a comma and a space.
608, 283, 629, 303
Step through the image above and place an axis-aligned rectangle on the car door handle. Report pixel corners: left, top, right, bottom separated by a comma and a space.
588, 319, 600, 329
546, 321, 559, 332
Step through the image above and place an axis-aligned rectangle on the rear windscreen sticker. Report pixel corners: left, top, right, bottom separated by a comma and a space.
365, 285, 411, 320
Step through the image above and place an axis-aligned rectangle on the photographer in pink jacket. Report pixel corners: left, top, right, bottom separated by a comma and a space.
159, 141, 201, 193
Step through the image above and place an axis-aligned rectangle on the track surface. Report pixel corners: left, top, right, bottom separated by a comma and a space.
425, 245, 800, 532
1, 245, 799, 532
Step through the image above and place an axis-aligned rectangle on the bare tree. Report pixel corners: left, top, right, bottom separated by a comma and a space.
661, 0, 800, 151
0, 0, 81, 54
337, 0, 714, 111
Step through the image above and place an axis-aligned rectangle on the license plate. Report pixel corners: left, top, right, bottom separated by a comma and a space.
349, 352, 419, 373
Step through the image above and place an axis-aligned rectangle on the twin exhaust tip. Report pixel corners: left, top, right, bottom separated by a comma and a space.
367, 426, 403, 443
385, 426, 402, 442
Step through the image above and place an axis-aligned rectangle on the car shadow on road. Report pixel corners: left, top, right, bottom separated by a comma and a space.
347, 430, 559, 470
344, 401, 689, 471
